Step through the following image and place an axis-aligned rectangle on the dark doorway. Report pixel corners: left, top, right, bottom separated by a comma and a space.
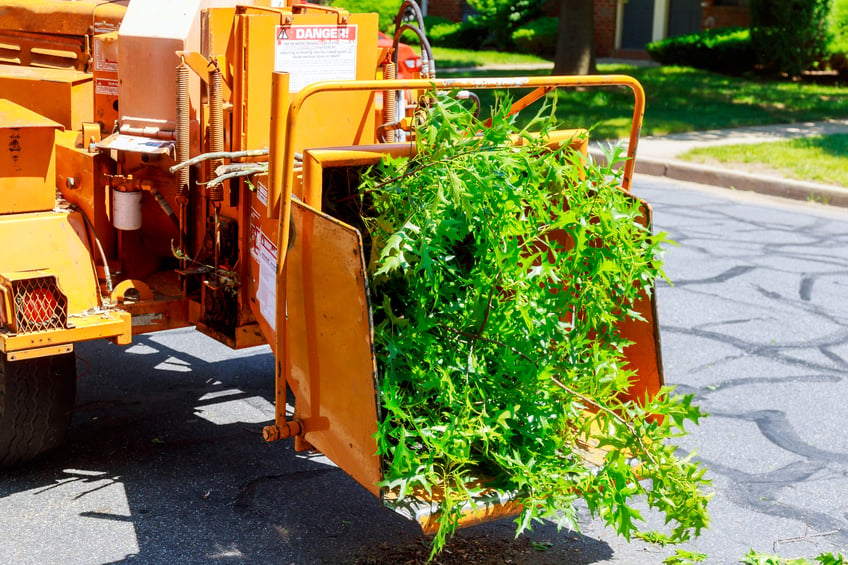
621, 0, 655, 49
668, 0, 702, 37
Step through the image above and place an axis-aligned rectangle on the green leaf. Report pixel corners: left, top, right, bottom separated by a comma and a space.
360, 91, 708, 558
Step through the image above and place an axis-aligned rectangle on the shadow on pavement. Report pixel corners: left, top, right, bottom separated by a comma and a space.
0, 329, 615, 564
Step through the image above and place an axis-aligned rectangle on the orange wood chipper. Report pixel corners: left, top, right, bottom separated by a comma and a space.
0, 0, 661, 531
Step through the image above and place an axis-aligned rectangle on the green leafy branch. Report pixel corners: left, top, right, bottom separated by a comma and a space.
360, 92, 710, 557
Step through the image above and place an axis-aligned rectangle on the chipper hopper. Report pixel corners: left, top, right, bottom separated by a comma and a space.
0, 0, 662, 532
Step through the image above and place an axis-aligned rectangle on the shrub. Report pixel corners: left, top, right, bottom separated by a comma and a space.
750, 0, 832, 77
646, 27, 755, 75
511, 16, 558, 59
330, 0, 403, 32
467, 0, 546, 50
426, 17, 488, 49
830, 0, 848, 53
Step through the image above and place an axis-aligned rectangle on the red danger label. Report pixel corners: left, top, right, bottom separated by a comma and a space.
277, 25, 357, 41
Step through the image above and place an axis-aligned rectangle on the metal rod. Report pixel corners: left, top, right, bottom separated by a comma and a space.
208, 61, 225, 202
169, 148, 270, 174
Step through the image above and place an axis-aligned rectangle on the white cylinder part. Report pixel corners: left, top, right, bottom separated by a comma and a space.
112, 189, 143, 230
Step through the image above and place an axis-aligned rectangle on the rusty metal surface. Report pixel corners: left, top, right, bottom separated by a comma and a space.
0, 1, 126, 36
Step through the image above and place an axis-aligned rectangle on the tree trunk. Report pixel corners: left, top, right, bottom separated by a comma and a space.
553, 0, 597, 75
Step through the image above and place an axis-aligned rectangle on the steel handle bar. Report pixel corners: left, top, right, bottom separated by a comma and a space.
270, 74, 645, 364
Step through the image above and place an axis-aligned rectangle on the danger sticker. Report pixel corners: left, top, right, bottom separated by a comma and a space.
283, 26, 357, 41
95, 78, 119, 96
274, 25, 357, 92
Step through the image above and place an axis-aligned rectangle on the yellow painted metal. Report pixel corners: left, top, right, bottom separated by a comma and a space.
0, 1, 125, 37
232, 11, 279, 153
92, 31, 119, 132
283, 198, 381, 495
55, 130, 115, 260
0, 30, 88, 70
0, 309, 131, 352
301, 144, 415, 210
111, 279, 155, 303
232, 8, 378, 158
0, 1, 125, 71
268, 71, 290, 218
118, 296, 191, 335
0, 65, 93, 129
0, 99, 61, 213
178, 51, 213, 84
0, 211, 100, 314
201, 8, 237, 90
6, 343, 72, 362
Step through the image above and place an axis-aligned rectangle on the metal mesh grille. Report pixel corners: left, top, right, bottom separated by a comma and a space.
13, 276, 67, 333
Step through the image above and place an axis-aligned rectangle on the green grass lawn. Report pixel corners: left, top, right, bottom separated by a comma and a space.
432, 47, 552, 68
678, 134, 848, 188
437, 60, 848, 140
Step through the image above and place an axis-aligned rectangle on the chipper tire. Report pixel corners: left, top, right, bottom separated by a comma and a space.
0, 353, 76, 468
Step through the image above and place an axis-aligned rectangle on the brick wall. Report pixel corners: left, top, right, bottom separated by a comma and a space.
703, 6, 750, 29
427, 0, 466, 21
701, 0, 750, 29
593, 0, 617, 57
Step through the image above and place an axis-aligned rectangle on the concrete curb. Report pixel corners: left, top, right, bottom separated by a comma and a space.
589, 149, 848, 208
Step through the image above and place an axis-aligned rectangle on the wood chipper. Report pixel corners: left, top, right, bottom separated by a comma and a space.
0, 0, 664, 534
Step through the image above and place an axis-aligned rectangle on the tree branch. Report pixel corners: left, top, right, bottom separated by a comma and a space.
549, 376, 658, 468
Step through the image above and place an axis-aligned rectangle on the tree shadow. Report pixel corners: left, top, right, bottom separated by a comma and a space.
0, 328, 616, 564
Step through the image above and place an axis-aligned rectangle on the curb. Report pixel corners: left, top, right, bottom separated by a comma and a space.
589, 149, 848, 208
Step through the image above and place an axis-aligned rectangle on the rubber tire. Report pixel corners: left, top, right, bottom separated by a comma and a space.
0, 352, 76, 468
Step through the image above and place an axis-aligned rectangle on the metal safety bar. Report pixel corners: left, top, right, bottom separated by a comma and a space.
267, 73, 646, 439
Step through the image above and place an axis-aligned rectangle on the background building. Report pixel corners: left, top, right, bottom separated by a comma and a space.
425, 0, 751, 58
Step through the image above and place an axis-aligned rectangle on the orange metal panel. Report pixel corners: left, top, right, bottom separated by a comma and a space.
237, 12, 279, 152
92, 32, 120, 133
195, 321, 267, 349
0, 65, 93, 129
0, 1, 125, 37
0, 30, 87, 70
201, 7, 237, 92
0, 99, 60, 213
0, 309, 131, 353
281, 13, 380, 151
232, 9, 378, 155
285, 199, 381, 495
55, 130, 116, 260
246, 173, 280, 351
0, 211, 100, 314
617, 201, 665, 402
6, 343, 73, 362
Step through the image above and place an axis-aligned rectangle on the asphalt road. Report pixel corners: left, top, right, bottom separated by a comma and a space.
1, 175, 847, 564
